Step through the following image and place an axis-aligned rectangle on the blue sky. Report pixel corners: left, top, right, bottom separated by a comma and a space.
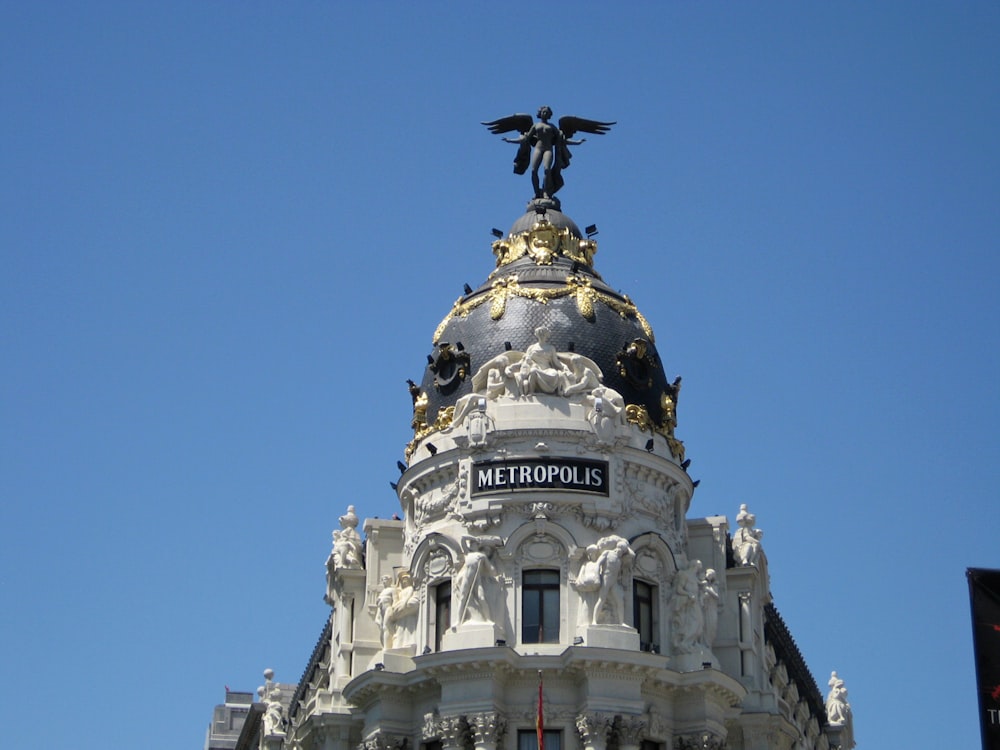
2, 3, 998, 748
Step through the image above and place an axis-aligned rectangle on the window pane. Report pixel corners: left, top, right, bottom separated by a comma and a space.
435, 581, 451, 651
542, 589, 559, 642
633, 580, 655, 649
523, 569, 560, 644
519, 731, 561, 750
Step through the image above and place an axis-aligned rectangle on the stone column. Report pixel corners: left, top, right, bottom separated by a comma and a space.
469, 713, 507, 750
575, 713, 612, 750
612, 715, 646, 750
673, 734, 725, 750
440, 716, 470, 750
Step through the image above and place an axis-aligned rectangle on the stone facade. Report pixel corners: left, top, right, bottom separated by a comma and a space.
227, 200, 855, 750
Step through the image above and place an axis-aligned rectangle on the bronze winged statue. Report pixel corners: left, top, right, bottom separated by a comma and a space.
483, 106, 615, 202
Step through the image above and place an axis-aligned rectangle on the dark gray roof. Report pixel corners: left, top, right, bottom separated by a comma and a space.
416, 209, 675, 432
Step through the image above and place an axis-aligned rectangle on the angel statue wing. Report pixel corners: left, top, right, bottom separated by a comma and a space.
482, 113, 535, 174
481, 113, 534, 136
557, 116, 616, 140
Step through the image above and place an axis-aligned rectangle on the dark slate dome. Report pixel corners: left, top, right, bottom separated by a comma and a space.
507, 207, 582, 238
412, 207, 679, 445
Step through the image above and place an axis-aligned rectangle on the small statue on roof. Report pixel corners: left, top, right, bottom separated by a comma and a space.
483, 106, 615, 201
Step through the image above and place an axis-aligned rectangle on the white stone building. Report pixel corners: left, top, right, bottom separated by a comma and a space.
250, 197, 855, 750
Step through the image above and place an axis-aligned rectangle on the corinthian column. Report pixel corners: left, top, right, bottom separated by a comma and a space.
612, 715, 646, 750
440, 716, 470, 750
575, 713, 612, 750
469, 712, 507, 750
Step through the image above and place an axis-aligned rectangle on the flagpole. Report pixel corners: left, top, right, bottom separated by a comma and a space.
536, 670, 544, 750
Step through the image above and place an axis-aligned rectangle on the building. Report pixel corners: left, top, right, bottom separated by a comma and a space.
223, 125, 856, 750
204, 674, 295, 750
204, 689, 255, 750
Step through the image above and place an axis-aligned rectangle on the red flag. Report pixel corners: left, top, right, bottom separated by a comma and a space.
536, 672, 544, 750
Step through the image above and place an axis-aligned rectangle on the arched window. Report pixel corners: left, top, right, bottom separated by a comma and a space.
633, 579, 658, 652
522, 569, 560, 643
431, 580, 451, 651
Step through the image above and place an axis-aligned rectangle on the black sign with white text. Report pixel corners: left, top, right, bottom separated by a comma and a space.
471, 458, 609, 496
969, 567, 1000, 750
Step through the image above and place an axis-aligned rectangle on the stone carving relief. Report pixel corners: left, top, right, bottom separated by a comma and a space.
622, 464, 686, 543
453, 535, 505, 628
373, 574, 395, 647
700, 568, 720, 648
449, 326, 625, 420
423, 544, 455, 581
410, 472, 465, 526
375, 570, 420, 650
671, 559, 704, 653
571, 544, 603, 626
583, 535, 634, 625
732, 503, 764, 566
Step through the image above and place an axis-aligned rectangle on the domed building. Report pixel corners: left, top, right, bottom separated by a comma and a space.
240, 143, 856, 750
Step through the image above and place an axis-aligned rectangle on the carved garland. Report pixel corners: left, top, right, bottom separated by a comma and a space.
433, 275, 655, 344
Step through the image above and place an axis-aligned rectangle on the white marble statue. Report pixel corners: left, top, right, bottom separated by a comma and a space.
826, 671, 852, 725
732, 503, 763, 566
261, 671, 284, 736
373, 574, 396, 647
325, 506, 363, 604
263, 693, 284, 736
452, 328, 606, 421
671, 559, 704, 652
572, 544, 603, 626
386, 570, 419, 648
453, 535, 504, 627
516, 325, 568, 395
586, 384, 626, 444
700, 568, 720, 648
593, 535, 635, 625
331, 505, 363, 569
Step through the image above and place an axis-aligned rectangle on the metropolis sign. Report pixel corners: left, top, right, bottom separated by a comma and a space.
472, 458, 609, 496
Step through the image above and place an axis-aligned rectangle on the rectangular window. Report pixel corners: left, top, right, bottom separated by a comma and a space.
433, 581, 452, 651
522, 569, 560, 644
641, 741, 661, 750
633, 579, 657, 651
518, 730, 562, 750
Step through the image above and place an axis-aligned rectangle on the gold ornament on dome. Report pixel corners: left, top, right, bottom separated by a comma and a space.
625, 404, 656, 433
624, 402, 685, 460
667, 436, 686, 462
433, 275, 656, 345
491, 219, 598, 270
567, 275, 595, 320
405, 406, 455, 462
411, 391, 429, 430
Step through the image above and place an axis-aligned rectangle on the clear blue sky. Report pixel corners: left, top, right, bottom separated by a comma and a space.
2, 3, 998, 748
